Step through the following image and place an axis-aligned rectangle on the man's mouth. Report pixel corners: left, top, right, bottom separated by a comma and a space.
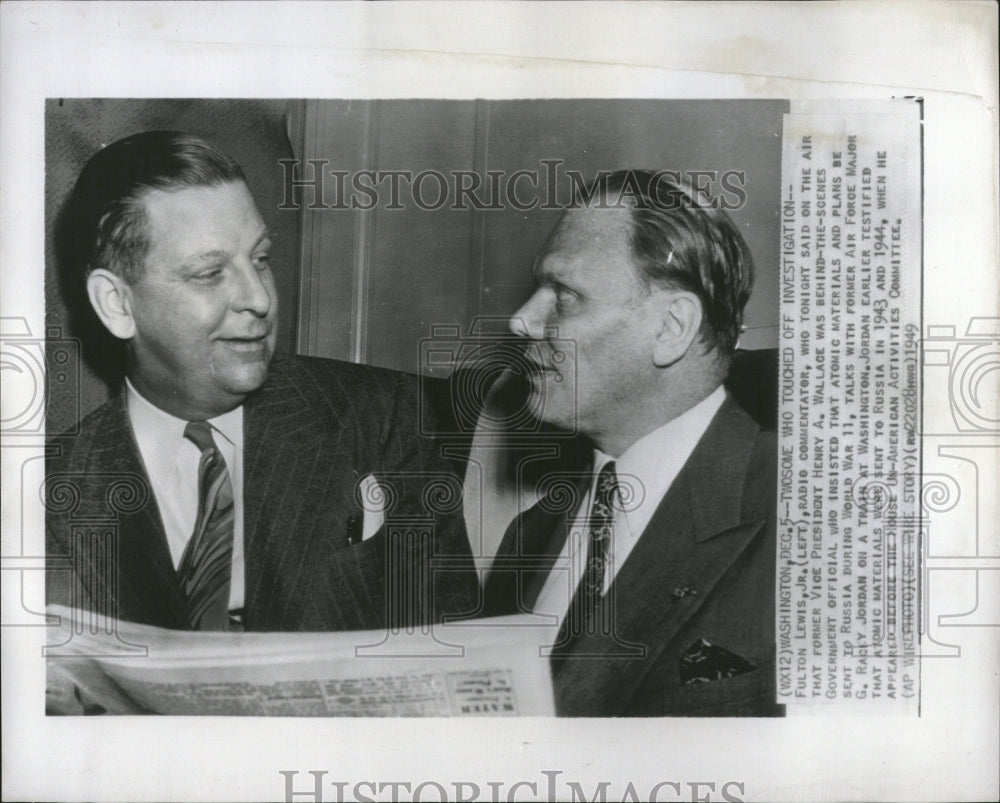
219, 333, 270, 352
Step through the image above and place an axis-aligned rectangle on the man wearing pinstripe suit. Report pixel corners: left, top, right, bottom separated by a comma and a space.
46, 131, 477, 632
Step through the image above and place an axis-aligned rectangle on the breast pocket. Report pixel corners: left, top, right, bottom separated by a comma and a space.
656, 651, 782, 717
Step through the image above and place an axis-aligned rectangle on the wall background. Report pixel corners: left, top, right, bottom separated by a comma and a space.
295, 99, 787, 376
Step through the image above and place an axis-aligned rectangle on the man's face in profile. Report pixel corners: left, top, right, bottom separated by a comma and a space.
510, 205, 662, 443
123, 181, 277, 419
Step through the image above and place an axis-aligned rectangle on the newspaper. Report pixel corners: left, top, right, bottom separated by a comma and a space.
45, 605, 556, 716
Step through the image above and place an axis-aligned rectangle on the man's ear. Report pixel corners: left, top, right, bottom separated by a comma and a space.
86, 269, 136, 340
651, 289, 703, 367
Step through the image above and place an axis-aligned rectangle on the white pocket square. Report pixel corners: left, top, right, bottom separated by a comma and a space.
358, 473, 385, 541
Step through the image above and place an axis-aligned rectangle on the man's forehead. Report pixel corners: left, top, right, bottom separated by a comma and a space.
141, 182, 266, 250
142, 181, 260, 223
539, 205, 633, 269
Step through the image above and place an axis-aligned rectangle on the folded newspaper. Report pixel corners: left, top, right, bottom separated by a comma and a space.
45, 606, 557, 716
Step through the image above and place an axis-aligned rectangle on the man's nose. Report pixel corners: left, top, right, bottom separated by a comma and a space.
508, 290, 550, 339
232, 260, 272, 316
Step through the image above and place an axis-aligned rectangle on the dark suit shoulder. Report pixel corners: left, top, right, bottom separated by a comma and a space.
273, 353, 416, 387
705, 395, 775, 524
261, 355, 420, 420
46, 392, 152, 522
741, 427, 777, 524
50, 393, 119, 440
47, 394, 128, 472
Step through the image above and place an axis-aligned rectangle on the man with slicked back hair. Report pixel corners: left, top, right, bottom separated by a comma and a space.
483, 171, 781, 716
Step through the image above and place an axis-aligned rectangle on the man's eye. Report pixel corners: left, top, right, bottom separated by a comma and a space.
194, 268, 224, 282
253, 253, 271, 269
554, 285, 577, 305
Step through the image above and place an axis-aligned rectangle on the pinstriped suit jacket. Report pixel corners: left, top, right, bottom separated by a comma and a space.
45, 355, 479, 631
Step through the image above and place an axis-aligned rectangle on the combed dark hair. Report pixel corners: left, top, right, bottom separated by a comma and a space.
575, 170, 754, 360
62, 130, 246, 283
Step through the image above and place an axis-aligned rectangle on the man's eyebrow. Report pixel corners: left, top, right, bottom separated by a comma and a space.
533, 254, 562, 283
181, 249, 230, 269
180, 232, 272, 270
534, 256, 571, 287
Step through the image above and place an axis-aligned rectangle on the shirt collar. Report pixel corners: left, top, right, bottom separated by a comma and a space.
208, 404, 243, 449
125, 378, 243, 462
591, 384, 727, 520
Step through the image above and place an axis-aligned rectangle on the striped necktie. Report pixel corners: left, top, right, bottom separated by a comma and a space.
177, 421, 235, 631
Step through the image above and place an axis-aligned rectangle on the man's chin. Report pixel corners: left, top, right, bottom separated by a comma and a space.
220, 358, 271, 396
526, 386, 574, 431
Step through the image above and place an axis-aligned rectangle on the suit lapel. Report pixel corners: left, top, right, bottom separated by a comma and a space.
553, 396, 766, 715
91, 395, 187, 626
483, 471, 591, 616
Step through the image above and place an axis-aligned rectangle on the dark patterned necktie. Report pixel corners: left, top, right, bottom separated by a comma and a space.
553, 460, 618, 652
177, 421, 235, 631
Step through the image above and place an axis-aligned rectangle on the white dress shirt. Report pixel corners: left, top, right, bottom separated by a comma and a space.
532, 385, 726, 625
125, 379, 245, 610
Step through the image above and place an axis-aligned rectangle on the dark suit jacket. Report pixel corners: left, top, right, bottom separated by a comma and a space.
45, 355, 478, 632
487, 395, 781, 717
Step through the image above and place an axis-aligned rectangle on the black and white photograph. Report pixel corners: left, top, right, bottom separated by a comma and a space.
42, 98, 784, 720
2, 2, 997, 801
